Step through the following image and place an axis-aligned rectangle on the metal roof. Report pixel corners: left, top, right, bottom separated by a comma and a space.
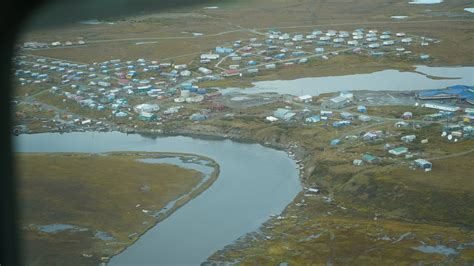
419, 85, 474, 101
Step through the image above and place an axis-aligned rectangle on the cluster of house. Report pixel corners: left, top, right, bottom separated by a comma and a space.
263, 88, 473, 173
349, 132, 433, 171
12, 55, 226, 123
196, 28, 435, 78
22, 40, 86, 49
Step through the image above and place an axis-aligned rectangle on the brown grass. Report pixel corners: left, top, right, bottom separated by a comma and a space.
16, 152, 207, 265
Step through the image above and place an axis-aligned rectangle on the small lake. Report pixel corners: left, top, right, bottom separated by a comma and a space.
412, 245, 458, 256
409, 0, 443, 4
14, 132, 301, 265
220, 66, 474, 96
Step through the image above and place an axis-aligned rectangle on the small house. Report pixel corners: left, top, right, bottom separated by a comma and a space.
389, 147, 408, 156
414, 159, 432, 171
333, 120, 351, 128
463, 126, 474, 134
347, 40, 358, 46
424, 113, 445, 121
215, 46, 234, 54
296, 95, 313, 103
139, 112, 158, 121
190, 113, 208, 121
134, 103, 160, 113
305, 115, 321, 123
200, 54, 220, 60
266, 116, 278, 122
363, 130, 383, 141
357, 105, 367, 113
198, 67, 213, 75
401, 38, 412, 43
247, 68, 259, 74
368, 43, 380, 49
330, 139, 341, 146
322, 96, 350, 109
340, 91, 354, 100
340, 112, 353, 120
274, 53, 286, 59
353, 159, 363, 166
115, 111, 128, 117
222, 69, 240, 77
359, 115, 371, 122
319, 110, 332, 117
402, 111, 413, 119
315, 47, 325, 54
401, 135, 416, 143
394, 121, 409, 128
371, 52, 384, 58
298, 58, 308, 64
420, 54, 430, 60
273, 108, 296, 121
442, 124, 462, 133
362, 154, 380, 164
265, 64, 276, 70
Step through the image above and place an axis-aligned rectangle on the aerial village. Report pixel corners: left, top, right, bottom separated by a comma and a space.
13, 27, 474, 174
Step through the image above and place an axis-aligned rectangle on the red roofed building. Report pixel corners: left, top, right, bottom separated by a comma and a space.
118, 79, 131, 85
209, 103, 226, 112
222, 69, 240, 77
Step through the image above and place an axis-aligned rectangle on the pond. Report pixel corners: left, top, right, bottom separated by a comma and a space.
220, 66, 474, 96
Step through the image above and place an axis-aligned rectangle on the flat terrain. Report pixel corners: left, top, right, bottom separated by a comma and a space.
11, 0, 474, 264
19, 0, 474, 79
16, 152, 214, 265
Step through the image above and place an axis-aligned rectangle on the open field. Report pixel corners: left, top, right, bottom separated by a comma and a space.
18, 0, 474, 79
16, 152, 219, 265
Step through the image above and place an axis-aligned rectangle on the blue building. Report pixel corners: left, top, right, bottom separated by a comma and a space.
181, 82, 193, 90
418, 85, 474, 105
357, 105, 367, 113
215, 46, 234, 54
274, 53, 286, 59
305, 115, 321, 123
330, 139, 341, 146
420, 54, 430, 60
332, 120, 351, 128
291, 51, 306, 57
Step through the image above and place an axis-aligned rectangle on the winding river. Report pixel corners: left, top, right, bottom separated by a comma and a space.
14, 132, 301, 265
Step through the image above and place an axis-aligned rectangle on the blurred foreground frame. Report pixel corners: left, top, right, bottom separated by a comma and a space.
0, 0, 214, 265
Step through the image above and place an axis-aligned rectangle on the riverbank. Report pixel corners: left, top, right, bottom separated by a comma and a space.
106, 109, 474, 264
14, 101, 474, 264
108, 152, 220, 264
16, 151, 220, 265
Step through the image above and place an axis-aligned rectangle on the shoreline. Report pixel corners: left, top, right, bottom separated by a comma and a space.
105, 151, 221, 265
16, 150, 221, 265
15, 128, 305, 264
